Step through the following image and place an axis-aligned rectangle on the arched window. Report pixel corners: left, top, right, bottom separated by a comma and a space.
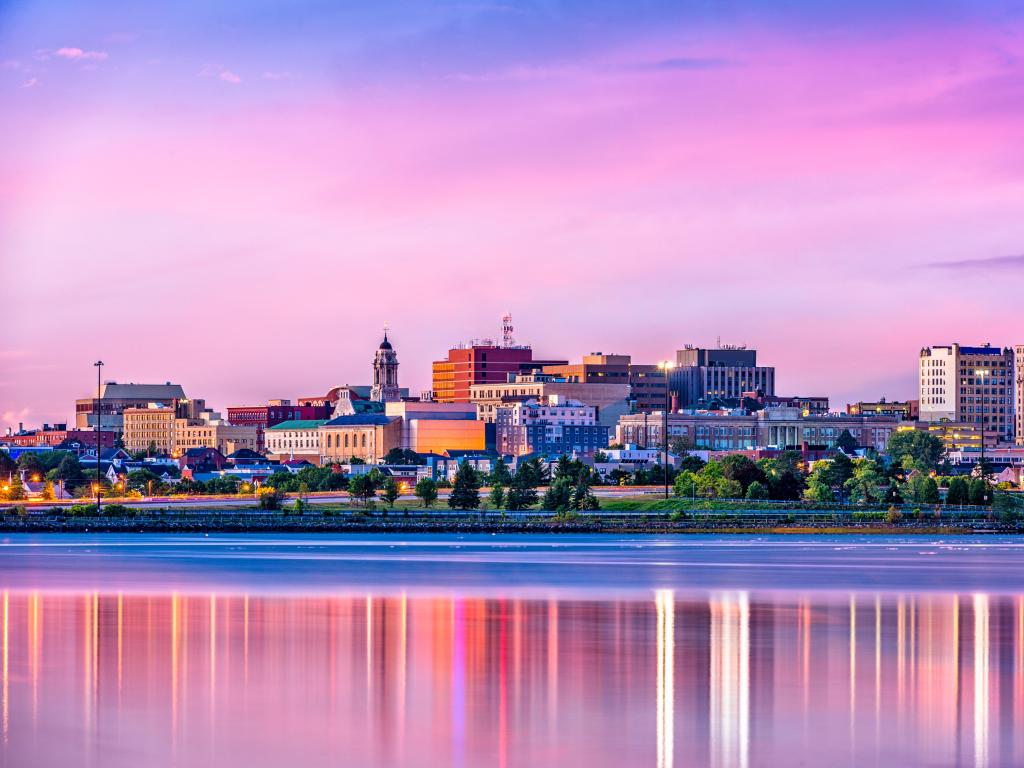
361, 433, 367, 448
344, 434, 349, 448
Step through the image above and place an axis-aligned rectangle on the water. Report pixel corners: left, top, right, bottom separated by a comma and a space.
0, 534, 1022, 767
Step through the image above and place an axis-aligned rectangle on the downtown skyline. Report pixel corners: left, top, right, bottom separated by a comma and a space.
3, 1, 1024, 429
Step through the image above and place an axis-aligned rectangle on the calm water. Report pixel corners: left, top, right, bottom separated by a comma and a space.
0, 534, 1022, 767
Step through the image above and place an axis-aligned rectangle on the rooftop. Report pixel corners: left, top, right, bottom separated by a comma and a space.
267, 419, 329, 430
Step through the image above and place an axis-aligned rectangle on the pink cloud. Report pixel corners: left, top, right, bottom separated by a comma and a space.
20, 78, 38, 89
219, 70, 241, 84
55, 47, 108, 61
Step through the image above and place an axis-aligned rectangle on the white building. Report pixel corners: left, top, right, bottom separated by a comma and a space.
919, 344, 1014, 443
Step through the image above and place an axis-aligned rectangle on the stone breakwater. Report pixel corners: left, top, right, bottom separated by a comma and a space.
0, 512, 1018, 534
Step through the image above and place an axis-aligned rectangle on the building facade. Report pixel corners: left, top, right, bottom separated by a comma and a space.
919, 344, 1014, 443
173, 420, 259, 456
1017, 345, 1024, 446
384, 401, 485, 454
319, 414, 401, 464
123, 405, 178, 454
616, 408, 897, 452
495, 398, 609, 457
431, 343, 567, 403
469, 373, 630, 427
846, 399, 919, 420
670, 346, 775, 408
75, 382, 201, 432
265, 419, 328, 463
541, 354, 668, 413
226, 399, 332, 450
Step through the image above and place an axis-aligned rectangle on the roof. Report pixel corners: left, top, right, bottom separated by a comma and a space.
100, 382, 187, 400
324, 414, 395, 426
378, 333, 393, 351
267, 419, 328, 431
227, 448, 263, 459
183, 447, 222, 457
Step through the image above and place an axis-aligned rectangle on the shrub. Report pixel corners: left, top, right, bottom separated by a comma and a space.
885, 506, 903, 524
257, 486, 285, 510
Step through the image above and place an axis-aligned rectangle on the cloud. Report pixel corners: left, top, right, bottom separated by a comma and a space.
645, 56, 734, 71
199, 65, 242, 84
262, 71, 291, 81
55, 47, 108, 61
927, 254, 1024, 271
219, 70, 241, 84
20, 78, 38, 89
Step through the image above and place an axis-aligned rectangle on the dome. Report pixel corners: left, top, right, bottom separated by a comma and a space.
378, 333, 392, 350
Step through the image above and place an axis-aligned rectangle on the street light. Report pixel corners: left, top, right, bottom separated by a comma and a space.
658, 360, 675, 499
974, 368, 989, 477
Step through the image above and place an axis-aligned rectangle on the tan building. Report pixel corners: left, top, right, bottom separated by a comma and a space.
901, 421, 996, 452
919, 343, 1013, 443
123, 405, 178, 454
541, 354, 668, 412
470, 373, 630, 427
173, 419, 259, 456
1017, 345, 1024, 445
319, 414, 401, 464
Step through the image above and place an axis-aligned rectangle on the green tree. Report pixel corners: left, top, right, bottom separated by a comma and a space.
490, 458, 513, 486
505, 480, 537, 511
16, 453, 44, 475
542, 477, 574, 512
745, 480, 769, 500
844, 459, 885, 503
410, 477, 435, 508
348, 474, 377, 506
126, 468, 161, 493
825, 453, 855, 488
835, 429, 859, 454
946, 477, 970, 505
488, 483, 505, 510
447, 461, 481, 510
383, 448, 424, 465
673, 470, 698, 498
4, 475, 27, 500
885, 431, 945, 473
908, 474, 940, 504
720, 454, 766, 494
257, 486, 284, 510
969, 478, 991, 506
678, 453, 706, 473
41, 480, 56, 501
381, 478, 400, 512
571, 481, 600, 511
804, 479, 834, 503
592, 450, 609, 464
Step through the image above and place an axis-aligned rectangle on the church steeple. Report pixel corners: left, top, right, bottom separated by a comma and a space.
370, 326, 400, 402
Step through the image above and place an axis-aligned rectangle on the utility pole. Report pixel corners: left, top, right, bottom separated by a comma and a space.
94, 360, 104, 512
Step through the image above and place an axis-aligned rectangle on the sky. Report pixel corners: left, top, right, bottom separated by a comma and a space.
2, 0, 1024, 430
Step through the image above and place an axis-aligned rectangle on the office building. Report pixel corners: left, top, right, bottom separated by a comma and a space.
670, 345, 775, 408
846, 399, 918, 420
469, 372, 630, 427
919, 344, 1013, 443
495, 397, 609, 457
541, 353, 668, 412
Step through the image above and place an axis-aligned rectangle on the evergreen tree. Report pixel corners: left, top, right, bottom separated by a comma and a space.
490, 458, 513, 486
969, 478, 991, 506
946, 477, 969, 505
381, 478, 400, 512
488, 484, 505, 511
835, 429, 859, 454
348, 474, 376, 506
447, 461, 481, 510
542, 477, 573, 512
505, 476, 538, 511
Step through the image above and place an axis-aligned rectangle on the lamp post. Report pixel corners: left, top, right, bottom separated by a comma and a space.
94, 360, 104, 512
974, 368, 988, 478
659, 361, 675, 499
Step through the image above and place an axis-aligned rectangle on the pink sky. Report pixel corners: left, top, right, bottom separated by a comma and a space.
2, 3, 1023, 429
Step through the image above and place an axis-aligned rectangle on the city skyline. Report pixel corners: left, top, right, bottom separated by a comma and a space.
4, 1, 1024, 429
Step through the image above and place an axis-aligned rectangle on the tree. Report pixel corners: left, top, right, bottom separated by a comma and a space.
771, 471, 804, 501
969, 478, 991, 506
835, 429, 859, 454
678, 453, 706, 473
673, 470, 698, 498
826, 452, 855, 488
381, 478, 400, 512
126, 468, 161, 493
804, 479, 834, 503
908, 474, 940, 504
407, 477, 435, 508
447, 461, 481, 510
17, 452, 44, 475
490, 458, 513, 486
844, 459, 885, 503
720, 454, 767, 494
3, 475, 26, 501
571, 481, 600, 511
0, 451, 16, 477
488, 484, 505, 511
946, 477, 969, 505
505, 480, 538, 511
542, 477, 574, 512
348, 474, 377, 506
745, 480, 769, 500
257, 486, 285, 510
41, 480, 56, 501
383, 448, 424, 465
883, 482, 903, 505
885, 431, 945, 473
592, 450, 609, 464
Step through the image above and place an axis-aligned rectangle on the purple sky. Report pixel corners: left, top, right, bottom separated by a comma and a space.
2, 1, 1024, 429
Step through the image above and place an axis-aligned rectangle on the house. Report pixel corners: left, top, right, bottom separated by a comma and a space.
179, 447, 227, 472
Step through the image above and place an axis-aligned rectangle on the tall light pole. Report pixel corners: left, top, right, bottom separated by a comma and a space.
659, 361, 675, 499
94, 360, 104, 512
975, 368, 988, 478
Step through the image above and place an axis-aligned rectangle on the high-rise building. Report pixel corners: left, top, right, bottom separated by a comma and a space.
1016, 345, 1024, 445
669, 345, 775, 408
370, 331, 401, 403
919, 344, 1014, 444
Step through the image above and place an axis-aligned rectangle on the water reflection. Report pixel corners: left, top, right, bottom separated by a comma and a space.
0, 590, 1021, 767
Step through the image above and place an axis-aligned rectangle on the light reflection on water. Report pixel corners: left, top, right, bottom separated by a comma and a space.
0, 588, 1022, 767
1, 534, 1024, 767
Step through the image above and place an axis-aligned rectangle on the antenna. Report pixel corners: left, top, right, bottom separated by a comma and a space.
502, 312, 515, 348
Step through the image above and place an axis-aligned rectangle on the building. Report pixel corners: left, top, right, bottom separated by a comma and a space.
226, 399, 331, 450
123, 405, 178, 454
846, 399, 918, 420
470, 372, 630, 427
383, 401, 486, 455
173, 417, 260, 456
265, 419, 328, 463
745, 392, 829, 415
541, 354, 668, 413
670, 345, 775, 408
495, 397, 610, 457
1017, 345, 1024, 445
919, 344, 1014, 443
319, 414, 401, 464
616, 408, 897, 452
370, 331, 402, 403
903, 421, 995, 452
75, 381, 202, 432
